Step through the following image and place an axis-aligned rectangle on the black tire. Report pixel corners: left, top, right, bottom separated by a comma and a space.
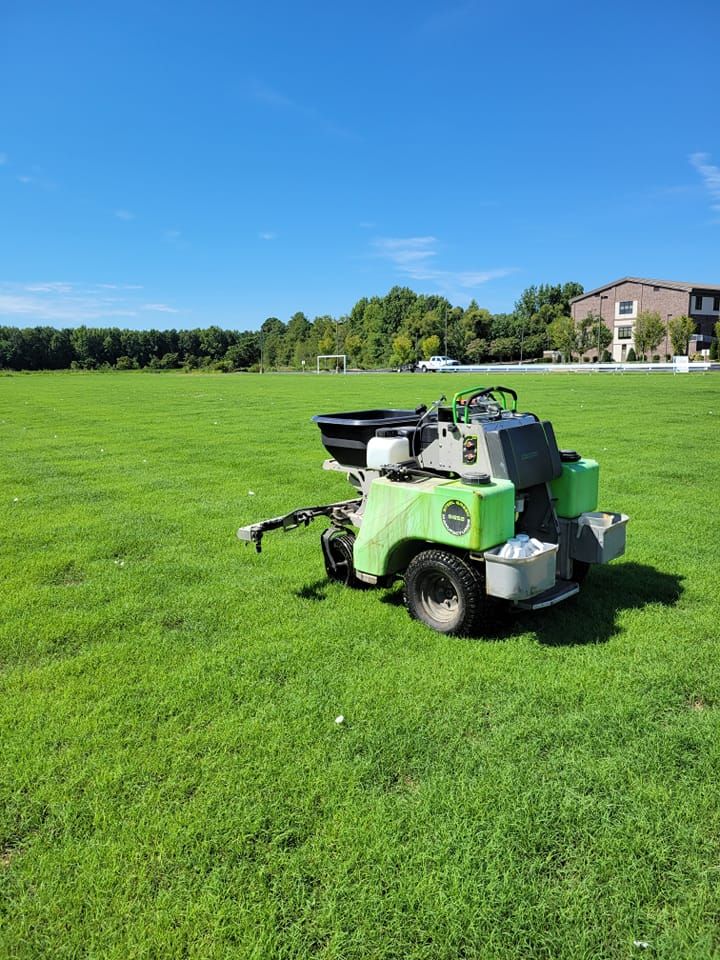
403, 549, 483, 635
419, 365, 428, 373
323, 530, 363, 588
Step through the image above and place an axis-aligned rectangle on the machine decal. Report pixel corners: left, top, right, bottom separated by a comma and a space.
441, 499, 471, 536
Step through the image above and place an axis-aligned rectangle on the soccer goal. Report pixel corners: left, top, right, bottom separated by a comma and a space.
316, 354, 347, 374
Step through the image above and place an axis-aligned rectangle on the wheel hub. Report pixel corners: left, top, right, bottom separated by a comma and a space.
420, 572, 459, 622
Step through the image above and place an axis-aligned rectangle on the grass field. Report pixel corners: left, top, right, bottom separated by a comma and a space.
1, 370, 719, 959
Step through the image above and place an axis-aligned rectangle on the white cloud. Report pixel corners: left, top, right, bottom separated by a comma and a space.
259, 231, 277, 240
246, 78, 359, 141
690, 152, 720, 212
163, 229, 181, 242
372, 235, 516, 295
374, 236, 437, 266
17, 174, 34, 184
0, 281, 172, 324
142, 303, 179, 313
23, 282, 74, 294
0, 289, 136, 322
114, 209, 135, 221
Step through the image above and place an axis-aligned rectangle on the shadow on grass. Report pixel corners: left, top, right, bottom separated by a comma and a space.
377, 560, 683, 646
298, 561, 683, 646
528, 561, 684, 647
296, 579, 329, 601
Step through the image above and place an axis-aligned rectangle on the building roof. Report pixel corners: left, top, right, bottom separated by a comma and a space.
570, 276, 720, 303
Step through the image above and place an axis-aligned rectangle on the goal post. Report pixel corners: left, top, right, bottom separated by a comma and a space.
316, 354, 347, 374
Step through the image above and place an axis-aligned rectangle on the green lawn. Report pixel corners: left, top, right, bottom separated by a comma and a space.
1, 370, 719, 959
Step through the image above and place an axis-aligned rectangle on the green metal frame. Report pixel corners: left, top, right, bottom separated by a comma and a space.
451, 386, 518, 425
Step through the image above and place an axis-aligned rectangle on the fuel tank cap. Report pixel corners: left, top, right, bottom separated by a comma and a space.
460, 472, 491, 486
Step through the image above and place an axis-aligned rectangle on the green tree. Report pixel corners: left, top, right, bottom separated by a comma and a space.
71, 326, 105, 367
225, 333, 259, 369
419, 335, 440, 360
258, 318, 285, 369
576, 313, 595, 357
344, 334, 363, 367
633, 311, 665, 360
465, 338, 490, 363
389, 334, 414, 366
585, 313, 612, 357
282, 312, 311, 366
488, 337, 517, 360
359, 301, 386, 367
667, 315, 696, 356
458, 301, 492, 355
513, 282, 584, 360
547, 315, 577, 361
198, 326, 228, 361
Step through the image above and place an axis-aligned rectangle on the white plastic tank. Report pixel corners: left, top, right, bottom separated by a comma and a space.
366, 435, 410, 470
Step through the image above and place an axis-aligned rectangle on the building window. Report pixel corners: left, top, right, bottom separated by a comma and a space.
714, 297, 720, 312
695, 295, 703, 310
617, 326, 632, 340
618, 301, 634, 315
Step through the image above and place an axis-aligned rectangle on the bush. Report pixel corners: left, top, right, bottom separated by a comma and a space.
626, 348, 637, 362
115, 355, 137, 370
710, 340, 719, 360
652, 354, 660, 363
601, 349, 612, 363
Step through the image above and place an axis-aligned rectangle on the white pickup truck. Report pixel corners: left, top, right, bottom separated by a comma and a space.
417, 355, 460, 372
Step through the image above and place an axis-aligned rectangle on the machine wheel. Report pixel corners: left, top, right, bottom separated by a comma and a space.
322, 529, 362, 588
403, 550, 483, 635
419, 364, 428, 373
572, 560, 590, 583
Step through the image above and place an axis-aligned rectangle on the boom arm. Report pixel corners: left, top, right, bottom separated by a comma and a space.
237, 498, 361, 552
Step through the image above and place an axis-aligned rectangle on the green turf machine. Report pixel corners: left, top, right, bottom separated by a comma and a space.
238, 387, 628, 635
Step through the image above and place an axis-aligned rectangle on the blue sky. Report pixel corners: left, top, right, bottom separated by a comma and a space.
1, 0, 719, 330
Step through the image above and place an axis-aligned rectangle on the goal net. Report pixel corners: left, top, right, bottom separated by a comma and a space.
316, 354, 347, 374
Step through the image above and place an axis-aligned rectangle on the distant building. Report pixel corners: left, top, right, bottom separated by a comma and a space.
570, 277, 720, 361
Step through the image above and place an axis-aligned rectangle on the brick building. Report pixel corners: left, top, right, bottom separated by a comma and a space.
570, 277, 720, 361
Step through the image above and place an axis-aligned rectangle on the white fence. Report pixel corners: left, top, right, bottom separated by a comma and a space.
438, 361, 712, 375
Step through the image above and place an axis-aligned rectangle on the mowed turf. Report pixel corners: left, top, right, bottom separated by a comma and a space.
1, 370, 719, 959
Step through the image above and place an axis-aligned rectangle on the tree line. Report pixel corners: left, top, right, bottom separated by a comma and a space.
0, 282, 713, 371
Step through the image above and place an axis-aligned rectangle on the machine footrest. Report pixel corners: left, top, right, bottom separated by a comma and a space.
515, 580, 579, 610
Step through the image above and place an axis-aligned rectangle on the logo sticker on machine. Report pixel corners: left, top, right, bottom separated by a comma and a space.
441, 499, 471, 536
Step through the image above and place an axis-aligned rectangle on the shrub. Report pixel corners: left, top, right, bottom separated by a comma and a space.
601, 349, 612, 363
626, 348, 637, 362
652, 354, 660, 363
